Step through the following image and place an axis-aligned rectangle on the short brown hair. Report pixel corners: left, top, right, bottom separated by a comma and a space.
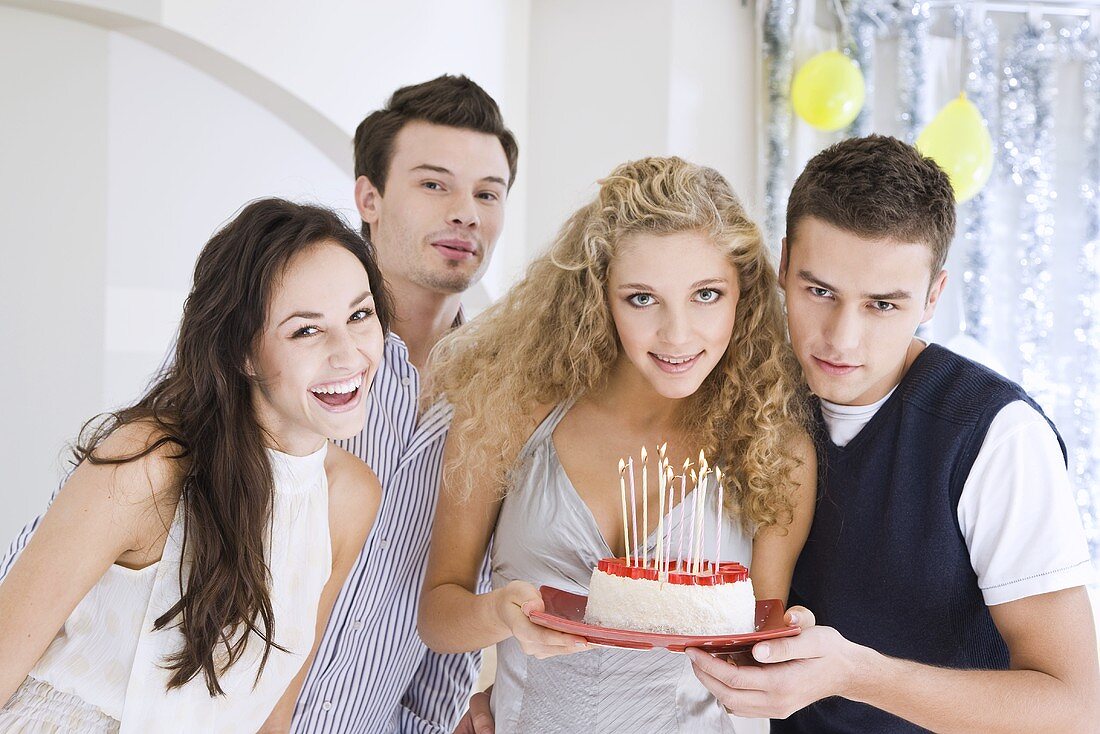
353, 75, 518, 196
785, 134, 955, 275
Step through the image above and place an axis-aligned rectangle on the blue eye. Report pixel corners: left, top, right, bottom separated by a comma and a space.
627, 293, 655, 308
695, 288, 721, 303
808, 286, 832, 299
870, 301, 896, 313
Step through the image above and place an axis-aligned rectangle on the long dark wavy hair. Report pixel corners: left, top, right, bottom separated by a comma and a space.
73, 198, 392, 695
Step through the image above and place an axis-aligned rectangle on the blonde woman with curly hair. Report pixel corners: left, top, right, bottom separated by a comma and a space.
418, 157, 815, 733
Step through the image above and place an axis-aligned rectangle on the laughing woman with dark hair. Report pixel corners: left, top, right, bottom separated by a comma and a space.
0, 199, 391, 732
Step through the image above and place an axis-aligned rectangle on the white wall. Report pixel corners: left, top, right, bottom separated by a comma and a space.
0, 6, 109, 540
524, 0, 759, 259
668, 0, 759, 211
101, 30, 354, 411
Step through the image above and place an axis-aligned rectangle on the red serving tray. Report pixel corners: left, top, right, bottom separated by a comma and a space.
529, 585, 800, 654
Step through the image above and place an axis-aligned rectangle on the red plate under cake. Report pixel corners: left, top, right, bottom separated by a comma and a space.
530, 583, 800, 654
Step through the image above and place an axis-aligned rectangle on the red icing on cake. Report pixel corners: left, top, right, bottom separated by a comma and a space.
596, 557, 748, 586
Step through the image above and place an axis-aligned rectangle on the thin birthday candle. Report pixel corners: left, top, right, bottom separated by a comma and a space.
692, 469, 702, 574
701, 453, 711, 573
627, 457, 639, 568
688, 468, 699, 573
699, 453, 708, 572
695, 452, 708, 574
656, 452, 665, 574
714, 466, 724, 574
701, 469, 711, 573
664, 464, 675, 577
619, 459, 630, 565
657, 461, 665, 576
641, 446, 649, 569
673, 464, 682, 572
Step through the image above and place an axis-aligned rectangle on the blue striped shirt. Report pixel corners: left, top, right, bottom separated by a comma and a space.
1, 331, 481, 733
292, 331, 481, 733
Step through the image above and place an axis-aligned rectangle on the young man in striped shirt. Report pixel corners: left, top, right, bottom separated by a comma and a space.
285, 75, 517, 733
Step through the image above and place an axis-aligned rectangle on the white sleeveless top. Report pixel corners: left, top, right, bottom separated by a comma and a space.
18, 444, 332, 732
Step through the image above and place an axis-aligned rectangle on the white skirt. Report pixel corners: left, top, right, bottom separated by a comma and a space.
0, 677, 119, 733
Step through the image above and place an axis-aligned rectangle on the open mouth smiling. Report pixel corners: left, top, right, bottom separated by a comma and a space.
309, 371, 365, 412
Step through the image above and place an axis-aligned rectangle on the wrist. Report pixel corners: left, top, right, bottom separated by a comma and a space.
841, 641, 888, 704
488, 585, 518, 634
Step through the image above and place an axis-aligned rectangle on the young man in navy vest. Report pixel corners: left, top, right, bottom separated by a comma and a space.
687, 135, 1099, 731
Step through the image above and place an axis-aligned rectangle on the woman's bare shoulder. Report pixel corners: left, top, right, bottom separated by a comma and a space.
323, 444, 381, 557
79, 419, 183, 502
324, 444, 380, 494
65, 419, 185, 561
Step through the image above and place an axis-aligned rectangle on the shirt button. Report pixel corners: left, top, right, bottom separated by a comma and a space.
353, 620, 364, 631
378, 538, 390, 550
321, 701, 333, 711
400, 376, 412, 387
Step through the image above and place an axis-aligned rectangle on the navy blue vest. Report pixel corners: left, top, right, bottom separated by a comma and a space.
773, 344, 1065, 733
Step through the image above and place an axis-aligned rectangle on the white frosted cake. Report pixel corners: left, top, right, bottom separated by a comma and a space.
584, 558, 756, 635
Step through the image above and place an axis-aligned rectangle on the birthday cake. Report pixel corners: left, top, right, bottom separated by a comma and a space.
591, 447, 754, 635
584, 558, 756, 635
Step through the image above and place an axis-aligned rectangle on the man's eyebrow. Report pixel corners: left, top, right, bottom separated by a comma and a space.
865, 289, 911, 301
412, 164, 506, 188
797, 270, 840, 293
797, 270, 911, 301
411, 164, 452, 176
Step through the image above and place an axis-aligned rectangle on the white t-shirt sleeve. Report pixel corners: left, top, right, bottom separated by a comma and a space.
957, 400, 1096, 606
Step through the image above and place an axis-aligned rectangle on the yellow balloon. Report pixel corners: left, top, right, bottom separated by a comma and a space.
916, 93, 993, 203
791, 50, 865, 131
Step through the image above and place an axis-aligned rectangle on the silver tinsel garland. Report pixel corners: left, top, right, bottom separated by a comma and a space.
1075, 25, 1100, 557
845, 0, 898, 138
957, 6, 999, 345
899, 1, 932, 341
761, 0, 796, 251
843, 0, 875, 137
898, 2, 931, 143
1001, 19, 1058, 412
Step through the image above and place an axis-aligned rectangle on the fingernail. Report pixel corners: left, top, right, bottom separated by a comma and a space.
575, 641, 587, 648
788, 612, 799, 625
756, 643, 771, 660
521, 602, 533, 615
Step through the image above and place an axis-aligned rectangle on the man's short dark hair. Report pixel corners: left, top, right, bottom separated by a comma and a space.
353, 75, 518, 196
786, 134, 956, 275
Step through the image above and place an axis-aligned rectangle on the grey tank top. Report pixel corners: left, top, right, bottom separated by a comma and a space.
489, 402, 753, 734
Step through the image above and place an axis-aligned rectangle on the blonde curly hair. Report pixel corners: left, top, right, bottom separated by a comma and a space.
426, 157, 809, 530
